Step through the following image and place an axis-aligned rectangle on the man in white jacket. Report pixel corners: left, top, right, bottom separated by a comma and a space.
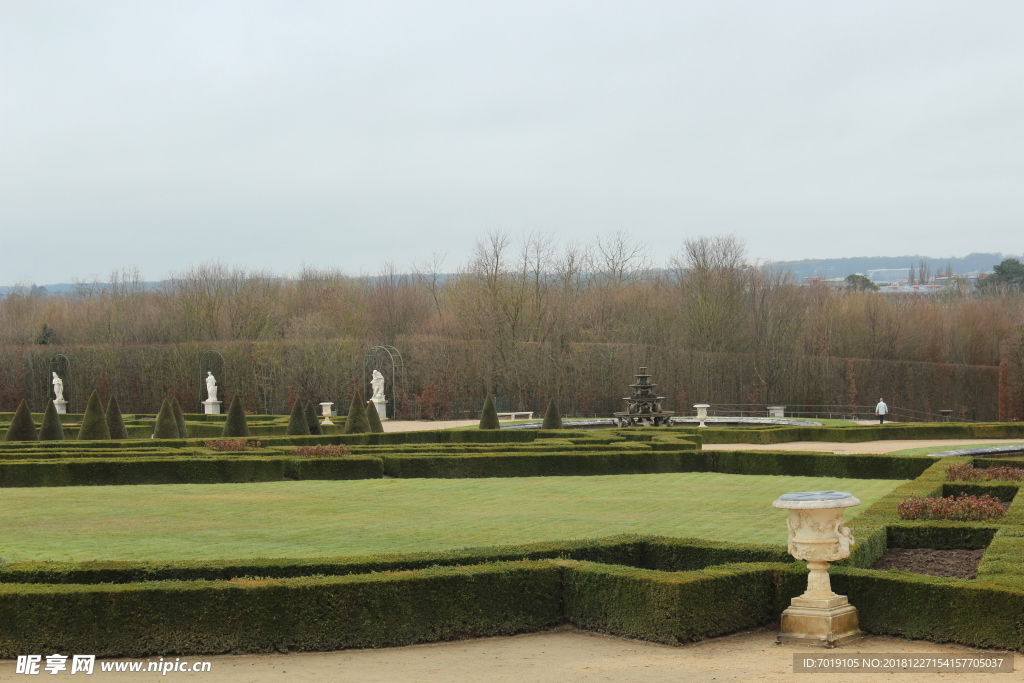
875, 398, 888, 424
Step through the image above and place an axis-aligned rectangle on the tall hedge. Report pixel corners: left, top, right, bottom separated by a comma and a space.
105, 396, 128, 440
221, 395, 249, 438
343, 392, 370, 434
542, 399, 562, 430
170, 398, 188, 439
304, 400, 323, 436
39, 400, 65, 441
78, 391, 111, 441
367, 401, 384, 433
479, 394, 500, 430
286, 401, 311, 436
152, 399, 180, 440
5, 399, 38, 442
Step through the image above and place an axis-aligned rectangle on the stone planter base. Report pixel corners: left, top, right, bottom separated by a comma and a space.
778, 596, 862, 647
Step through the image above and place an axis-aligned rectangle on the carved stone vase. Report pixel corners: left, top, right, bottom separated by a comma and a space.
772, 490, 863, 647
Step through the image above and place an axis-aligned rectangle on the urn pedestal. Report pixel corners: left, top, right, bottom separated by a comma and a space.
319, 402, 334, 426
693, 404, 710, 427
53, 399, 68, 415
773, 491, 863, 647
372, 400, 388, 421
202, 399, 222, 415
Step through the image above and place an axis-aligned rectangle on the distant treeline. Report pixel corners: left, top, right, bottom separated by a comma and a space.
0, 234, 1021, 418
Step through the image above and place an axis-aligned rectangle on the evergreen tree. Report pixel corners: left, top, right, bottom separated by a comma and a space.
78, 390, 111, 440
170, 397, 188, 438
105, 396, 129, 440
4, 399, 38, 441
39, 399, 65, 441
221, 395, 250, 437
542, 398, 563, 429
366, 400, 384, 433
479, 394, 500, 430
304, 400, 323, 436
287, 400, 311, 435
153, 398, 180, 439
342, 391, 370, 434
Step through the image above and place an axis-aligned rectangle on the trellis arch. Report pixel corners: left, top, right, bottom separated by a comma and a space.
363, 345, 405, 419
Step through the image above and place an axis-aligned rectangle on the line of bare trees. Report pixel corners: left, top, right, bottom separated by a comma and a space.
1, 234, 1021, 417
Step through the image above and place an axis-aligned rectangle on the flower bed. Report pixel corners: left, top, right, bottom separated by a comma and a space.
946, 464, 1024, 482
204, 439, 262, 452
293, 444, 351, 458
897, 494, 1008, 521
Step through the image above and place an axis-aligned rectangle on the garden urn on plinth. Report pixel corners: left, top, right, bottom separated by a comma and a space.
693, 404, 710, 427
773, 490, 863, 647
319, 402, 334, 426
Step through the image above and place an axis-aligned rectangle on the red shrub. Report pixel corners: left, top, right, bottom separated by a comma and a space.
292, 444, 351, 458
897, 494, 1008, 521
204, 439, 262, 452
946, 464, 1024, 481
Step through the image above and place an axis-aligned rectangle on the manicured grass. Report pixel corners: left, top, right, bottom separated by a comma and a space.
0, 473, 902, 563
886, 441, 1024, 456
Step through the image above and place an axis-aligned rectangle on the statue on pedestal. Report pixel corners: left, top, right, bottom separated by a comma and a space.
370, 369, 386, 403
52, 372, 64, 402
205, 371, 218, 402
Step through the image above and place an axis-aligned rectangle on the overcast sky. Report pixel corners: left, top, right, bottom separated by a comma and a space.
2, 0, 1023, 284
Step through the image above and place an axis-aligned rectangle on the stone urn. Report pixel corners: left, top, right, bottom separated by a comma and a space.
319, 401, 334, 426
772, 490, 862, 647
693, 404, 710, 427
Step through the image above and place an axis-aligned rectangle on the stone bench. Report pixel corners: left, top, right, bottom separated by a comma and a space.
497, 411, 534, 421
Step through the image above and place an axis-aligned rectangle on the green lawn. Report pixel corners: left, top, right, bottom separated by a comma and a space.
0, 473, 903, 563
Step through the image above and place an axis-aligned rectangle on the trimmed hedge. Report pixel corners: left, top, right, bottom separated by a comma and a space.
479, 394, 500, 430
0, 456, 383, 487
221, 395, 250, 438
4, 399, 38, 442
286, 400, 310, 436
39, 400, 65, 441
0, 562, 563, 658
105, 396, 128, 440
381, 451, 710, 478
78, 391, 111, 440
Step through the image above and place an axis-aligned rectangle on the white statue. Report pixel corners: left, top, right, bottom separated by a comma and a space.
370, 369, 386, 402
205, 371, 218, 402
51, 372, 64, 402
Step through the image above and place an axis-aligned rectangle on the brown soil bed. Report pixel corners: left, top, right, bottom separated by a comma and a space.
870, 547, 986, 579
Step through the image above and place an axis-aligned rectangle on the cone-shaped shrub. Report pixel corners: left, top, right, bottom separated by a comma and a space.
542, 398, 563, 429
39, 400, 65, 441
170, 397, 188, 438
5, 399, 38, 441
287, 400, 311, 435
479, 394, 500, 430
221, 395, 250, 438
153, 398, 180, 439
343, 391, 370, 434
304, 400, 323, 436
78, 390, 111, 440
105, 396, 128, 440
366, 400, 384, 433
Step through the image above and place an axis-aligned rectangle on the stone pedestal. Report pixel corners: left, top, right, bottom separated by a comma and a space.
202, 399, 222, 415
53, 399, 68, 414
773, 491, 863, 648
319, 402, 334, 426
693, 404, 710, 427
768, 405, 786, 418
372, 400, 388, 421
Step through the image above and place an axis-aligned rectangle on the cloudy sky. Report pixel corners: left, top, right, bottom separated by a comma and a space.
2, 0, 1023, 284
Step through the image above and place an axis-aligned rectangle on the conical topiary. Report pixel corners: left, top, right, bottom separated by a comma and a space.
287, 400, 311, 436
170, 397, 188, 439
5, 399, 38, 441
342, 391, 370, 434
479, 394, 500, 430
366, 400, 384, 433
153, 398, 180, 439
106, 396, 128, 440
78, 390, 111, 440
39, 400, 65, 441
542, 398, 563, 430
221, 395, 250, 438
304, 400, 323, 436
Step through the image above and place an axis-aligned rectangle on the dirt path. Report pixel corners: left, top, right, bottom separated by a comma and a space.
25, 626, 1013, 682
703, 439, 1024, 454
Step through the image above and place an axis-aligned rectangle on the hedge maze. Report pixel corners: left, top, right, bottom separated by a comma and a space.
0, 418, 1022, 656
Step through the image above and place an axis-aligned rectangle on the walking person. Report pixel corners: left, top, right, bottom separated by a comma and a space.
875, 398, 888, 424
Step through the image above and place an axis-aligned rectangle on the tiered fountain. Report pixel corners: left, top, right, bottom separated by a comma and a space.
613, 367, 675, 427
